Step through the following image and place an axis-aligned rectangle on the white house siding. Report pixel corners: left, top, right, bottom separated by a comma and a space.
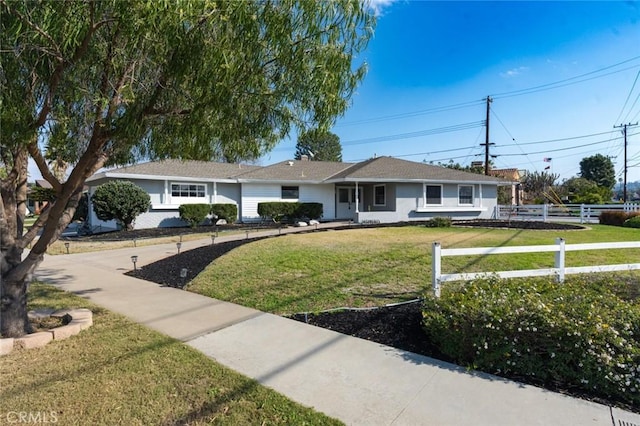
356, 183, 498, 223
88, 178, 242, 230
240, 183, 336, 222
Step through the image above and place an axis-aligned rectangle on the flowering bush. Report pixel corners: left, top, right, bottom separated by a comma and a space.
422, 275, 640, 407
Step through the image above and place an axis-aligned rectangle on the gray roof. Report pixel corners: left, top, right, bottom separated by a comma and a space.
328, 156, 506, 183
87, 160, 260, 183
236, 160, 354, 183
86, 157, 507, 185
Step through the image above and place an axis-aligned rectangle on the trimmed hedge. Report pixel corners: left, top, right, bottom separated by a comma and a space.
179, 204, 211, 227
210, 203, 237, 223
422, 275, 640, 407
599, 210, 640, 226
257, 202, 323, 222
623, 215, 640, 228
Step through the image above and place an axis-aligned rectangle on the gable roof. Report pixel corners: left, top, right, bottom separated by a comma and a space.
327, 156, 506, 184
87, 160, 259, 183
236, 159, 354, 183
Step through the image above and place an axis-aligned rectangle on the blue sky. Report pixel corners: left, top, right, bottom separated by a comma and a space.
264, 0, 640, 184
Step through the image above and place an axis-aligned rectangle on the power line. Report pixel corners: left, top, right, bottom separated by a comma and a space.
613, 70, 640, 125
492, 55, 640, 100
341, 121, 484, 146
335, 99, 484, 127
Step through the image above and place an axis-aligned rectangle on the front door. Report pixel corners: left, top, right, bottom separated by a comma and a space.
336, 187, 359, 220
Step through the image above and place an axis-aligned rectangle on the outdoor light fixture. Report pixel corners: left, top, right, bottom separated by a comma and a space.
131, 255, 138, 271
246, 230, 249, 240
133, 238, 137, 247
176, 242, 182, 253
64, 242, 70, 254
211, 235, 215, 245
179, 235, 183, 242
180, 268, 188, 279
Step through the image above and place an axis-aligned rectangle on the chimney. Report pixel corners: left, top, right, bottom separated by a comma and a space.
300, 154, 309, 161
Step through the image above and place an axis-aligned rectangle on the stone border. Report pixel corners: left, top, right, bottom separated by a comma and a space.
0, 308, 93, 356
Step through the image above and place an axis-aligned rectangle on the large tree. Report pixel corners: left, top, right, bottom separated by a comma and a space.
0, 0, 374, 337
579, 154, 616, 190
294, 129, 342, 161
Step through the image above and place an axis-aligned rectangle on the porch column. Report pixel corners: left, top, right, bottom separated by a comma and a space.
164, 180, 169, 204
355, 182, 360, 213
479, 184, 483, 208
213, 182, 218, 204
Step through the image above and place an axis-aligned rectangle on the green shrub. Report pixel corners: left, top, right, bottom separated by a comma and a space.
623, 215, 640, 228
178, 204, 211, 227
91, 181, 151, 230
296, 203, 323, 220
422, 275, 640, 407
210, 203, 237, 223
424, 217, 452, 228
258, 202, 298, 222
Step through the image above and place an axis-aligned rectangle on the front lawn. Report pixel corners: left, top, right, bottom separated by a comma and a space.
187, 224, 640, 314
0, 283, 341, 425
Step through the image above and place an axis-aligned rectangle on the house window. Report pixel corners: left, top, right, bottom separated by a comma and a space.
171, 183, 206, 198
425, 184, 442, 205
458, 185, 474, 205
374, 185, 386, 206
281, 186, 299, 200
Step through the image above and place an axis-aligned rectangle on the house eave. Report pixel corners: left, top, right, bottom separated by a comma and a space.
88, 172, 237, 184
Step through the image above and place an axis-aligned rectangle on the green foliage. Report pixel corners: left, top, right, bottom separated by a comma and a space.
28, 186, 55, 202
424, 217, 452, 228
296, 202, 323, 220
623, 215, 640, 228
580, 154, 616, 190
559, 177, 609, 204
91, 181, 151, 230
257, 202, 323, 222
210, 204, 238, 223
178, 204, 211, 228
258, 202, 298, 222
295, 129, 342, 162
422, 276, 640, 407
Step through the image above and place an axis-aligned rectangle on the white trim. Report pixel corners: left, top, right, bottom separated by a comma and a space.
423, 183, 443, 206
416, 207, 487, 213
458, 184, 474, 206
373, 184, 386, 206
95, 172, 236, 183
170, 182, 208, 204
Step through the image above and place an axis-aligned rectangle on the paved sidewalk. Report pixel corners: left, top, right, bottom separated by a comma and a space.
36, 228, 640, 426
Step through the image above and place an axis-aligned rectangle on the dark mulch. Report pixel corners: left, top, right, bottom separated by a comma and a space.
289, 301, 452, 362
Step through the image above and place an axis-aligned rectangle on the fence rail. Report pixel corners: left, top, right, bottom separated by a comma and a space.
495, 203, 640, 223
431, 239, 640, 297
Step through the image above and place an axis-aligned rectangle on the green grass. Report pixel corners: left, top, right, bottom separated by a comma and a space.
187, 224, 640, 314
0, 283, 341, 426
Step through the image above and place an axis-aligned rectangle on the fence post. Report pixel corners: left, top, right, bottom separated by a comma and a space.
543, 204, 548, 222
554, 238, 565, 283
432, 242, 442, 298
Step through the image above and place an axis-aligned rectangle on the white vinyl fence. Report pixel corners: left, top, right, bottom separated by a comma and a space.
495, 203, 640, 223
431, 239, 640, 297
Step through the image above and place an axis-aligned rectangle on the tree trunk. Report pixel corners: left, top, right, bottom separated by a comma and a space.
0, 275, 32, 337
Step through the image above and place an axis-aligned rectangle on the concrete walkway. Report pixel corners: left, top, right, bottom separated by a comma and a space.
36, 226, 640, 426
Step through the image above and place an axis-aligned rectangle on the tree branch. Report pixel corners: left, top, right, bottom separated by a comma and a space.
26, 140, 61, 193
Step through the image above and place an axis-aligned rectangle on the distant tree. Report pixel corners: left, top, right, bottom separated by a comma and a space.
91, 181, 151, 231
579, 154, 616, 190
520, 171, 559, 203
295, 129, 342, 161
438, 160, 485, 175
558, 177, 608, 204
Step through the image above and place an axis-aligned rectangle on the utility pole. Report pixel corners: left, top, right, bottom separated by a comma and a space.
614, 122, 638, 202
481, 96, 494, 175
